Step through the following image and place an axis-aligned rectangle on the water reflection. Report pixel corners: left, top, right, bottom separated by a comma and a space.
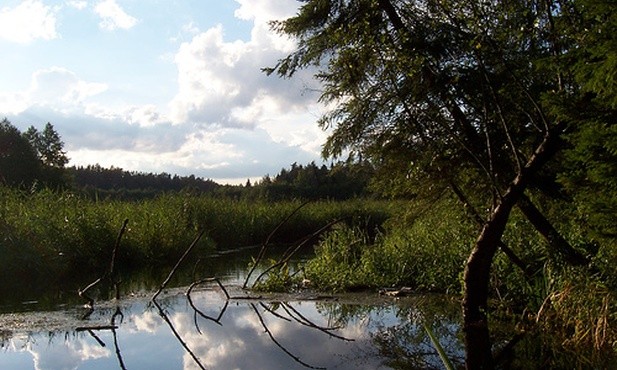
0, 286, 464, 369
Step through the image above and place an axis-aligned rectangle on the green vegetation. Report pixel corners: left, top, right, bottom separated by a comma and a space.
0, 186, 391, 294
266, 0, 617, 367
2, 0, 616, 366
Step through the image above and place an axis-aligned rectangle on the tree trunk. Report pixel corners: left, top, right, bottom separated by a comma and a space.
463, 124, 564, 369
517, 193, 590, 266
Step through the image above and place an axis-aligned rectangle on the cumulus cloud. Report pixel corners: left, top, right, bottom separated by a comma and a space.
0, 0, 58, 43
169, 1, 323, 134
0, 67, 107, 115
5, 0, 329, 183
95, 0, 138, 31
30, 67, 108, 106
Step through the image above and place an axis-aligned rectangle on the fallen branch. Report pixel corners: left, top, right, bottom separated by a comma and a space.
78, 219, 129, 309
252, 217, 347, 288
152, 229, 206, 301
243, 201, 310, 289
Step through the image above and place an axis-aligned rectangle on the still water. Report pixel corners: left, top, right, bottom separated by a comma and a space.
0, 247, 465, 369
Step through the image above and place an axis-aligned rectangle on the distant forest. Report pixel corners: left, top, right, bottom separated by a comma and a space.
68, 160, 375, 201
1, 118, 375, 201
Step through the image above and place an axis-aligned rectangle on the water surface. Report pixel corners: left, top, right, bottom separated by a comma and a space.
0, 248, 465, 369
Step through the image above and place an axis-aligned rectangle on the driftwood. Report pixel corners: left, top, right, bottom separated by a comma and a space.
252, 217, 348, 289
243, 201, 310, 289
78, 219, 129, 316
151, 229, 205, 301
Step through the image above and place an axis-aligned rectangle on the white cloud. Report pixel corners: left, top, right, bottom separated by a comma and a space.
0, 67, 107, 114
0, 0, 58, 44
95, 0, 138, 31
66, 0, 88, 10
233, 0, 298, 24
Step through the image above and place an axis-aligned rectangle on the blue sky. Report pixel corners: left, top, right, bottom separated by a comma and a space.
0, 0, 327, 183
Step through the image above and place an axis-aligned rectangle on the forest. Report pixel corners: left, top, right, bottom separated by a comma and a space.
1, 0, 616, 368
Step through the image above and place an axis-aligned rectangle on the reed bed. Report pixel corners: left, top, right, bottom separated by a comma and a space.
0, 187, 392, 291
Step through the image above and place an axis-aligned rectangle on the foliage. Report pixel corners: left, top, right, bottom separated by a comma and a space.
305, 195, 474, 293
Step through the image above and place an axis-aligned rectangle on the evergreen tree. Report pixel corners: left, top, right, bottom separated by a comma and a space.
267, 1, 616, 367
0, 118, 42, 188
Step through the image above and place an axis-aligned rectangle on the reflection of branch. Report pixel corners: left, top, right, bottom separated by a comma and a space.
186, 277, 230, 326
78, 307, 128, 370
243, 201, 310, 289
153, 300, 207, 370
111, 307, 128, 370
252, 217, 347, 288
260, 302, 291, 322
281, 303, 353, 342
250, 303, 326, 370
152, 230, 205, 301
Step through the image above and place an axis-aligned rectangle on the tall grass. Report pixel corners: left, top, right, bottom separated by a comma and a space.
304, 196, 475, 292
0, 186, 392, 293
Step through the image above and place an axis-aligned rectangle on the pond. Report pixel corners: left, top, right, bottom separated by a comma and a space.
0, 246, 466, 369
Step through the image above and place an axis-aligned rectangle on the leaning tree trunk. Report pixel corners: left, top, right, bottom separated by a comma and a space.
463, 124, 564, 369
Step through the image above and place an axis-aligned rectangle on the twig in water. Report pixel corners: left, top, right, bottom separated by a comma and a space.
152, 229, 206, 301
243, 201, 310, 289
252, 217, 347, 288
78, 219, 129, 309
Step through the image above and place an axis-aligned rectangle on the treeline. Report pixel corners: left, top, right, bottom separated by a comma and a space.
216, 161, 375, 201
67, 165, 220, 200
1, 118, 375, 201
69, 161, 375, 201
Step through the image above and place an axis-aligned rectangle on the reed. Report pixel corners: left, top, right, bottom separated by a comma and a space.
0, 186, 392, 288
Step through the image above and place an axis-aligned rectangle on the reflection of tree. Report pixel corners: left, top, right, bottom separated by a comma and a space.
317, 296, 466, 369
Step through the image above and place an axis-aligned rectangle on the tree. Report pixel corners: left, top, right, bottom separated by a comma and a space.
0, 118, 42, 187
24, 122, 68, 168
267, 1, 615, 367
23, 122, 69, 188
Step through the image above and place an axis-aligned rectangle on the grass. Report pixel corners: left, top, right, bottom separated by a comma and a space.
0, 186, 392, 294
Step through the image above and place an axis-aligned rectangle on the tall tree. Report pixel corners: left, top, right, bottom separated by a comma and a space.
24, 122, 69, 168
266, 1, 614, 367
0, 118, 41, 187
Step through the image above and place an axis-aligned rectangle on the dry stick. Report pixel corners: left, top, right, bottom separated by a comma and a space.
243, 201, 311, 289
153, 300, 207, 370
76, 325, 118, 332
110, 219, 129, 300
152, 229, 206, 301
252, 217, 347, 289
250, 303, 326, 370
78, 219, 130, 308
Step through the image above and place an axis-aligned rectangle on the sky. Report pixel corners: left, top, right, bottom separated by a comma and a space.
0, 0, 328, 184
